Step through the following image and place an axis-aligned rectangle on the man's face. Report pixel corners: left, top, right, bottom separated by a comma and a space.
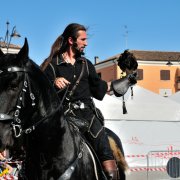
73, 30, 87, 55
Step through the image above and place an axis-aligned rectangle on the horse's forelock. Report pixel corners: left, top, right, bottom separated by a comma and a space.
0, 54, 16, 67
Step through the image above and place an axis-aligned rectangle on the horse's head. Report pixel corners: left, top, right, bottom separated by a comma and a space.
0, 38, 60, 152
0, 39, 30, 152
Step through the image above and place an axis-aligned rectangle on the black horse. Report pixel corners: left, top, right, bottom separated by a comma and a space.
0, 39, 128, 179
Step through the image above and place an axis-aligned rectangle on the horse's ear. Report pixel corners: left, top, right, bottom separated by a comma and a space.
0, 48, 4, 57
17, 38, 29, 63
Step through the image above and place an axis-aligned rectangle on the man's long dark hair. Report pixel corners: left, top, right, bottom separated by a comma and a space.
41, 23, 87, 71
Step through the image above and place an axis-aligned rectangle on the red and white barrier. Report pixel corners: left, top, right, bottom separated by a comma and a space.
129, 167, 167, 172
126, 149, 180, 172
126, 151, 180, 159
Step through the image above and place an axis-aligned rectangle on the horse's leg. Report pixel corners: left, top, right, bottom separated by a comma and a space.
105, 127, 128, 180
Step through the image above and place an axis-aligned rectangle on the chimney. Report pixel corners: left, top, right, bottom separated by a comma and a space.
94, 56, 100, 64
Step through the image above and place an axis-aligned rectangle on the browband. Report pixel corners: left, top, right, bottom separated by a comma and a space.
7, 67, 28, 72
0, 67, 28, 74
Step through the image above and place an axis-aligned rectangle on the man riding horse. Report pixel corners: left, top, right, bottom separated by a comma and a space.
41, 23, 137, 180
41, 23, 120, 179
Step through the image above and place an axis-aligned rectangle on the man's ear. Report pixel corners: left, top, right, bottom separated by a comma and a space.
68, 37, 74, 45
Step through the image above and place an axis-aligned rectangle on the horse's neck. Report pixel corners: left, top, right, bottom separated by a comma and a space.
29, 112, 77, 161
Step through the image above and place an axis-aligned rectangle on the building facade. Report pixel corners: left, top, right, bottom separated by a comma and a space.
94, 50, 180, 97
0, 42, 21, 54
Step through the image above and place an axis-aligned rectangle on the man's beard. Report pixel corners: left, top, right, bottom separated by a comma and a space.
72, 43, 85, 57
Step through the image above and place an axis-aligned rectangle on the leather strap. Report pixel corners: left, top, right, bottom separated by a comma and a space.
66, 59, 85, 100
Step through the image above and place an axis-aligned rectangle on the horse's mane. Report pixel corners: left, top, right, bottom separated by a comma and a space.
26, 59, 61, 115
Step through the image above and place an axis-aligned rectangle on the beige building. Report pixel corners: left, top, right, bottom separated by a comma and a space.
0, 42, 21, 54
94, 50, 180, 97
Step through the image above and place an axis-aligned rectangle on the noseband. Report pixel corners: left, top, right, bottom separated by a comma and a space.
0, 66, 35, 137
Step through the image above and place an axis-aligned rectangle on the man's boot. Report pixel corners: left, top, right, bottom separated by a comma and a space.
102, 160, 119, 180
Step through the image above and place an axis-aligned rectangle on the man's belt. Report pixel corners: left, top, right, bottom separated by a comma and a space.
71, 101, 90, 109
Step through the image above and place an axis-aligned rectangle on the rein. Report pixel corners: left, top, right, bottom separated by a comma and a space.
20, 85, 69, 135
0, 66, 68, 138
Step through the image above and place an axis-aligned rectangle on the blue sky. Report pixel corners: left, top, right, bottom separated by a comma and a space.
0, 0, 180, 65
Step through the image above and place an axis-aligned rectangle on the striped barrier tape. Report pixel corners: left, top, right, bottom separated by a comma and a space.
129, 167, 167, 172
126, 151, 180, 158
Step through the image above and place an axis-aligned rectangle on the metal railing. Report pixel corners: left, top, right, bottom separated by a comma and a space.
147, 150, 180, 180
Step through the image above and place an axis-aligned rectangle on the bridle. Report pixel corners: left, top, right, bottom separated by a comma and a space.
0, 66, 67, 138
0, 66, 36, 138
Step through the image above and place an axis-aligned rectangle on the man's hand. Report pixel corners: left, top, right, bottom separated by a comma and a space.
54, 77, 70, 89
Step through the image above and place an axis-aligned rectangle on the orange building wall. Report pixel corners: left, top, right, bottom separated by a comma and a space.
137, 65, 179, 94
96, 63, 180, 95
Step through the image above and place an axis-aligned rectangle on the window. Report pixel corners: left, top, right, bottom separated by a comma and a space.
160, 70, 170, 80
137, 69, 143, 80
176, 76, 180, 89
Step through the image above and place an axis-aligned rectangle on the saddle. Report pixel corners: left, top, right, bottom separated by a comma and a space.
66, 116, 108, 180
66, 116, 89, 133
